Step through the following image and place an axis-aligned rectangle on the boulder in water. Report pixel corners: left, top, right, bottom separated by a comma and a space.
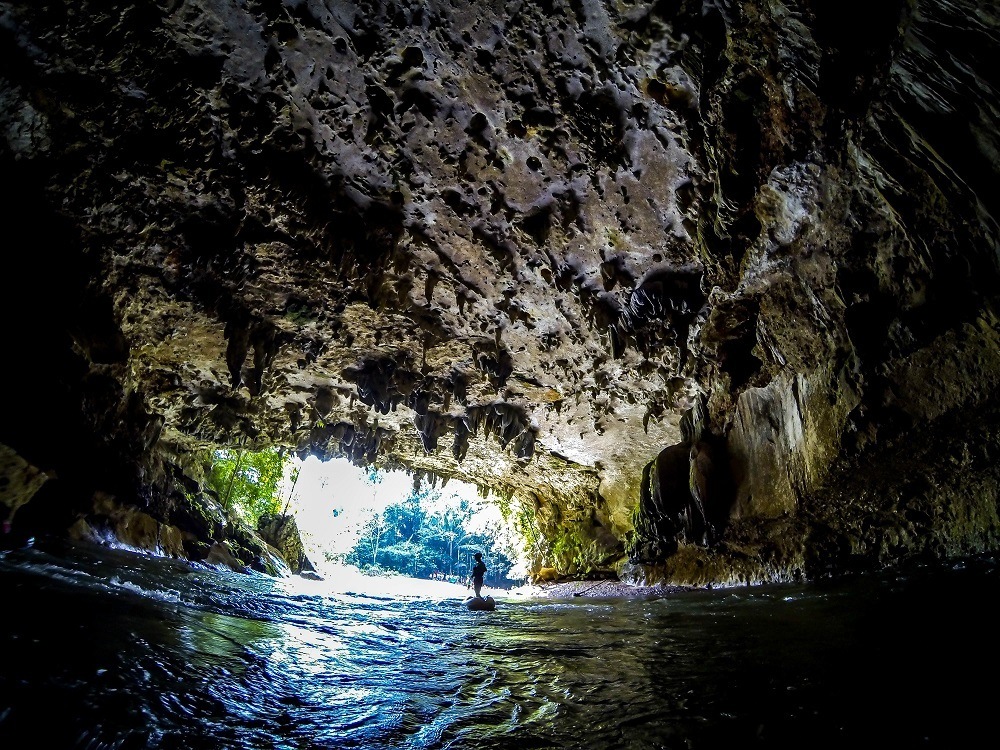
466, 596, 496, 611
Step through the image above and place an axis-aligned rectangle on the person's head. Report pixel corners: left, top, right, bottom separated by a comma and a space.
474, 553, 482, 561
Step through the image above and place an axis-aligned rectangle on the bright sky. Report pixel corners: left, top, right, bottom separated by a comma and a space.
281, 455, 498, 575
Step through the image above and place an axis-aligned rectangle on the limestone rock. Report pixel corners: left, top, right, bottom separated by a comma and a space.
204, 541, 249, 574
0, 443, 51, 525
257, 513, 316, 575
1, 0, 999, 585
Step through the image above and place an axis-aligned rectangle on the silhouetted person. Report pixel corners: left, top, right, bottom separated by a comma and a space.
470, 553, 487, 598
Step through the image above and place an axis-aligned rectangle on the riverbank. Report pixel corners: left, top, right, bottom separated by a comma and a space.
285, 568, 695, 601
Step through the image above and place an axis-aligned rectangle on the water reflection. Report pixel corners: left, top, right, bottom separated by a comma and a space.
180, 611, 282, 669
1, 540, 997, 749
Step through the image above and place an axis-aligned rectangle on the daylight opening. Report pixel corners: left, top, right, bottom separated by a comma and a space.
208, 448, 530, 596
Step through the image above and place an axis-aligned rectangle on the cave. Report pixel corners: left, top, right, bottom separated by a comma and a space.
3, 0, 999, 587
1, 1, 1000, 744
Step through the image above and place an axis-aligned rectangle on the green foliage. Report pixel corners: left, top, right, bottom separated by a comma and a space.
513, 504, 543, 555
379, 539, 437, 578
383, 494, 423, 541
624, 502, 645, 555
550, 526, 604, 574
207, 447, 288, 528
280, 462, 301, 515
344, 478, 524, 585
494, 489, 516, 520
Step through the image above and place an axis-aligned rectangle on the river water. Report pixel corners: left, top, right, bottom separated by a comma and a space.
1, 538, 996, 749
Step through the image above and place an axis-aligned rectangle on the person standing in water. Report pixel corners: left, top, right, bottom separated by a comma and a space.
470, 552, 487, 599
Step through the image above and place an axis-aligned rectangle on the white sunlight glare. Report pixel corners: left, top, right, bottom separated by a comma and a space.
282, 455, 487, 578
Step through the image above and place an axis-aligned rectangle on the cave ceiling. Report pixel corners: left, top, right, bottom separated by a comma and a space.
3, 0, 1000, 580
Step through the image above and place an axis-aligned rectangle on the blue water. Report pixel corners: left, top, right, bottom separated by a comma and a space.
1, 539, 997, 749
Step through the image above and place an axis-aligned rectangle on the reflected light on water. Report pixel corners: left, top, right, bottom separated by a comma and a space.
1, 541, 998, 749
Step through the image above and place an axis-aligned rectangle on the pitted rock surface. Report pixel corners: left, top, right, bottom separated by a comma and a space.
2, 0, 1000, 584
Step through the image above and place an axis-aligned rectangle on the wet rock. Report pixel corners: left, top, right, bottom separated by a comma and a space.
414, 410, 447, 453
257, 513, 315, 575
0, 444, 51, 527
306, 420, 390, 466
452, 415, 473, 462
630, 399, 733, 559
204, 541, 249, 573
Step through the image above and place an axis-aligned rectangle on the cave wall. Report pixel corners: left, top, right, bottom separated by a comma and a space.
1, 0, 999, 584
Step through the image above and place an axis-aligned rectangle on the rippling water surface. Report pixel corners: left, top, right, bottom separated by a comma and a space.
1, 539, 997, 749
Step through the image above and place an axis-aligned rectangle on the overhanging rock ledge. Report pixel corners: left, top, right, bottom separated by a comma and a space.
2, 0, 999, 585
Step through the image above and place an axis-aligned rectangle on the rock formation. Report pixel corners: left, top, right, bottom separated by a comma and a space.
1, 0, 999, 585
258, 512, 317, 575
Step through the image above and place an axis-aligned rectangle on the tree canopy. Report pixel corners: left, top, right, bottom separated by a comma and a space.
206, 447, 291, 527
205, 450, 526, 587
345, 478, 524, 587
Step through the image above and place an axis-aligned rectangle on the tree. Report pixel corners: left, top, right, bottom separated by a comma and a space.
383, 495, 423, 544
358, 511, 389, 568
424, 507, 467, 575
280, 461, 302, 515
207, 447, 287, 527
342, 471, 527, 585
380, 539, 436, 578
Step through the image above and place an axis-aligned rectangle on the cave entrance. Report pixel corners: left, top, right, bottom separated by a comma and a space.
211, 448, 529, 594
